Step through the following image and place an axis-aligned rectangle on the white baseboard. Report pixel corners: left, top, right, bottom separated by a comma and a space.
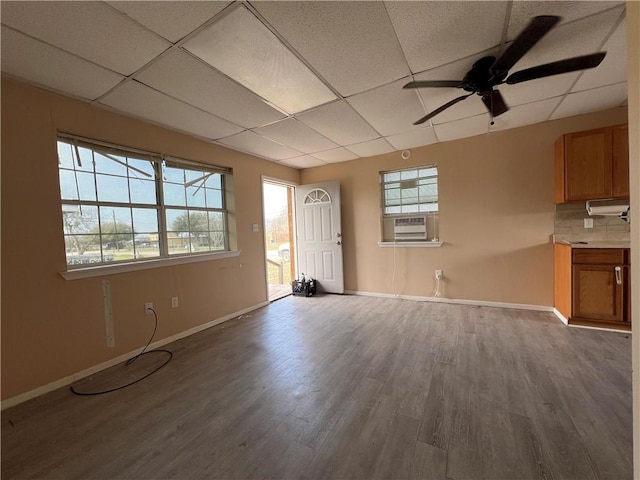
344, 290, 554, 312
1, 301, 269, 411
553, 308, 569, 325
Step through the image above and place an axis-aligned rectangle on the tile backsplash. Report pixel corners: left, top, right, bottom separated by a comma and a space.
554, 201, 630, 242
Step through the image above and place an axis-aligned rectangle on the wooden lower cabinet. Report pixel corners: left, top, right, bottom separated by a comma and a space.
554, 244, 631, 330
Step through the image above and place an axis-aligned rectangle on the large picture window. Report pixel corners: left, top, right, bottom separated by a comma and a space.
57, 135, 230, 268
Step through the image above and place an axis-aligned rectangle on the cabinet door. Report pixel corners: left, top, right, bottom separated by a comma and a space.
612, 125, 629, 198
572, 264, 624, 322
565, 128, 612, 201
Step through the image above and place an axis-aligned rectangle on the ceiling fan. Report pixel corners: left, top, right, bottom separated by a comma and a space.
404, 15, 606, 125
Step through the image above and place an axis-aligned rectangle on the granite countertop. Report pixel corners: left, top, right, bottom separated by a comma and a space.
557, 240, 631, 249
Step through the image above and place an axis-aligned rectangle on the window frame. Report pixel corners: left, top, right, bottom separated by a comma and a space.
379, 164, 441, 245
57, 134, 233, 271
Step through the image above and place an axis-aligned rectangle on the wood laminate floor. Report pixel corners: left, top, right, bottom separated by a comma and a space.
1, 294, 633, 479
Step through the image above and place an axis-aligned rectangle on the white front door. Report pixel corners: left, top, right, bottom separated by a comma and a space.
295, 181, 344, 294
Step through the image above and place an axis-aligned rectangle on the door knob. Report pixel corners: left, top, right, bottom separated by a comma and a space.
335, 240, 341, 245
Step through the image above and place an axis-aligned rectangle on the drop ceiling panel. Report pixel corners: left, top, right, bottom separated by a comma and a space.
1, 27, 124, 100
311, 148, 359, 163
550, 82, 627, 119
572, 18, 627, 92
386, 128, 439, 150
135, 50, 285, 129
347, 78, 426, 136
385, 1, 507, 74
106, 1, 230, 43
279, 155, 327, 169
99, 81, 243, 140
346, 138, 395, 157
489, 97, 562, 131
217, 131, 301, 161
253, 1, 409, 96
507, 1, 624, 40
507, 7, 623, 73
183, 5, 336, 114
500, 72, 579, 107
255, 118, 338, 154
296, 101, 380, 146
0, 1, 170, 75
434, 114, 489, 143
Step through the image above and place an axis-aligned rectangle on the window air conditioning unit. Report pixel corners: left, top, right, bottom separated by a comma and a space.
393, 216, 427, 241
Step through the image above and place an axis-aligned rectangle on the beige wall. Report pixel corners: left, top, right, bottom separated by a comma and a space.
1, 79, 300, 401
625, 1, 639, 476
301, 107, 628, 305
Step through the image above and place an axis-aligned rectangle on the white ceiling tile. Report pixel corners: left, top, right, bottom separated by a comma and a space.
550, 82, 628, 120
106, 1, 230, 43
500, 72, 579, 107
254, 119, 338, 154
99, 81, 243, 140
346, 138, 395, 157
135, 50, 285, 129
0, 1, 170, 75
385, 1, 507, 74
573, 18, 627, 92
311, 148, 359, 163
386, 128, 439, 150
217, 131, 301, 161
278, 155, 327, 169
183, 5, 336, 114
347, 77, 426, 136
1, 27, 124, 100
434, 114, 490, 143
507, 2, 624, 40
253, 1, 409, 96
507, 7, 622, 73
489, 97, 563, 131
296, 101, 380, 145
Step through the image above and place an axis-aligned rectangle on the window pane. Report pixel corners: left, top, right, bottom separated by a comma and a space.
59, 170, 79, 200
164, 182, 186, 207
385, 206, 401, 214
208, 211, 224, 231
73, 146, 94, 172
132, 208, 158, 233
65, 235, 101, 265
188, 211, 209, 232
383, 172, 400, 182
205, 174, 222, 189
101, 234, 134, 262
57, 142, 75, 169
402, 204, 419, 213
205, 188, 223, 209
96, 174, 129, 203
128, 158, 156, 178
186, 186, 206, 207
185, 169, 206, 183
210, 231, 225, 250
419, 167, 437, 178
130, 178, 157, 204
62, 205, 99, 235
94, 152, 127, 176
166, 209, 189, 233
400, 169, 418, 180
163, 166, 184, 183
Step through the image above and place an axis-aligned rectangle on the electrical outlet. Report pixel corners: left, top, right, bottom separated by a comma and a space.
145, 302, 154, 315
584, 218, 594, 229
435, 270, 443, 280
171, 296, 179, 308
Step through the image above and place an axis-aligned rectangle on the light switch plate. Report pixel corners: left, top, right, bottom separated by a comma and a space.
252, 224, 259, 232
584, 218, 594, 228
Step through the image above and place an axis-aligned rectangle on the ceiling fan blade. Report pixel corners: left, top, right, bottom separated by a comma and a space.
505, 52, 607, 85
413, 94, 473, 125
404, 80, 462, 89
492, 15, 561, 73
481, 90, 509, 117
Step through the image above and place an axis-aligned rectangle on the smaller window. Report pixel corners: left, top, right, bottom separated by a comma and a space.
380, 164, 439, 243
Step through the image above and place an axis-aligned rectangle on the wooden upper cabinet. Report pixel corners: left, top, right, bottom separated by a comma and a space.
612, 125, 629, 198
555, 124, 629, 203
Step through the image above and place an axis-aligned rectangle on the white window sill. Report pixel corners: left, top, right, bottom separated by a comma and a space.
378, 241, 443, 248
60, 250, 241, 280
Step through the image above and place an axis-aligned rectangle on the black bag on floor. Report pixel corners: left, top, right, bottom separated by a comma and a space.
291, 278, 316, 297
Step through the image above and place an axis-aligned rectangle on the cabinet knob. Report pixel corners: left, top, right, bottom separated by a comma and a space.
614, 266, 622, 285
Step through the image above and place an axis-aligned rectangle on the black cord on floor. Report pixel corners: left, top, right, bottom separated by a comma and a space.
70, 308, 172, 396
